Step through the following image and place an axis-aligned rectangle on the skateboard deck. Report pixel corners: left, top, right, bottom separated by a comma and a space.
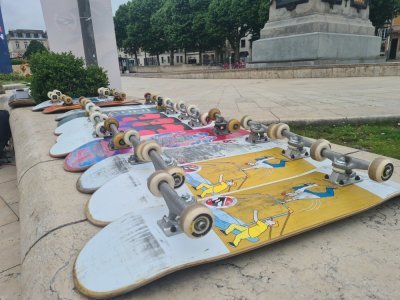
42, 99, 141, 114
78, 136, 284, 194
31, 96, 112, 112
54, 106, 158, 135
8, 89, 35, 108
64, 128, 249, 172
86, 145, 328, 225
55, 104, 155, 124
50, 113, 191, 158
74, 168, 400, 298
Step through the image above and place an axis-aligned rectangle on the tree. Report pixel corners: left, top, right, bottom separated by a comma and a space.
370, 0, 400, 32
207, 0, 269, 62
114, 3, 130, 49
23, 40, 48, 60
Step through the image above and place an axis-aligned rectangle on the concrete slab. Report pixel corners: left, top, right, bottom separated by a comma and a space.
0, 265, 21, 300
0, 165, 17, 184
0, 221, 20, 272
0, 200, 18, 227
0, 180, 19, 209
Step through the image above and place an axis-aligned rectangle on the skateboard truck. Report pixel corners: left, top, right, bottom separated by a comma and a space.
124, 130, 186, 188
186, 105, 210, 128
97, 87, 111, 99
156, 96, 167, 111
174, 101, 190, 120
310, 139, 394, 186
80, 99, 112, 138
163, 98, 176, 115
148, 170, 214, 238
268, 123, 313, 160
208, 108, 241, 136
240, 115, 269, 144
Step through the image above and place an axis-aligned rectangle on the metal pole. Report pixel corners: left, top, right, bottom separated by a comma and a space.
77, 0, 98, 66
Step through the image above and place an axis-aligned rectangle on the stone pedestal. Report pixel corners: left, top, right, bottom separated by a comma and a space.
250, 0, 383, 67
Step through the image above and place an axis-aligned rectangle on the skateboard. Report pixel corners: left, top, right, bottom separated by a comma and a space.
50, 113, 193, 158
74, 139, 399, 298
31, 96, 110, 112
64, 127, 248, 172
8, 88, 36, 108
78, 135, 286, 194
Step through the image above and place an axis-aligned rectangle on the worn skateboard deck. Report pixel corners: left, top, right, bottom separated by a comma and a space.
74, 167, 400, 298
32, 96, 111, 112
64, 128, 249, 172
54, 106, 158, 135
8, 89, 35, 108
86, 145, 328, 225
50, 113, 190, 158
78, 136, 284, 194
42, 99, 141, 114
55, 104, 155, 124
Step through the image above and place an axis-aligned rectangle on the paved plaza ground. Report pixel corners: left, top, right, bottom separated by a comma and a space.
0, 76, 399, 299
122, 76, 400, 122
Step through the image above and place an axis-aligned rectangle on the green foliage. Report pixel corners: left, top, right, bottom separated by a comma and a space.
29, 52, 109, 103
11, 58, 26, 65
370, 0, 400, 30
23, 40, 48, 60
0, 72, 31, 83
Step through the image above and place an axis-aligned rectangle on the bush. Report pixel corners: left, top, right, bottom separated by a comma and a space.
29, 52, 109, 103
11, 59, 26, 65
23, 40, 48, 60
0, 72, 31, 83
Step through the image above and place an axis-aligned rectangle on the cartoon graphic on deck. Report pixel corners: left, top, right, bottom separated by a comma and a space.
243, 156, 288, 170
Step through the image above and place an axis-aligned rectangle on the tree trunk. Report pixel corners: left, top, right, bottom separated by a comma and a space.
199, 49, 203, 65
134, 52, 138, 69
184, 49, 187, 64
144, 52, 147, 66
157, 53, 160, 66
170, 50, 175, 66
234, 39, 240, 63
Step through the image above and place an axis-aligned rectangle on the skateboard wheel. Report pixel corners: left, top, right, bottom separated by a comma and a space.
144, 92, 151, 100
208, 108, 221, 121
50, 92, 59, 101
157, 96, 164, 105
186, 104, 197, 115
267, 123, 278, 139
164, 98, 172, 106
275, 123, 290, 139
140, 141, 162, 162
310, 139, 331, 161
85, 102, 95, 112
103, 88, 110, 96
95, 122, 106, 137
112, 132, 127, 149
53, 90, 62, 97
151, 94, 158, 102
89, 112, 102, 123
104, 117, 119, 132
91, 106, 101, 114
123, 130, 140, 146
178, 101, 185, 110
166, 166, 186, 188
97, 87, 104, 95
173, 102, 180, 113
368, 158, 394, 182
100, 114, 108, 121
63, 96, 73, 106
180, 204, 214, 238
200, 112, 210, 126
147, 170, 175, 197
134, 141, 146, 161
227, 119, 241, 133
80, 98, 90, 107
240, 115, 253, 130
47, 91, 53, 99
120, 92, 127, 99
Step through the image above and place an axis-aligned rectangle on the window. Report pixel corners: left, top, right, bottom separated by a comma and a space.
26, 32, 31, 38
161, 57, 165, 63
180, 56, 183, 63
167, 56, 170, 63
241, 39, 246, 48
15, 41, 20, 49
34, 33, 39, 38
17, 32, 22, 37
24, 41, 28, 49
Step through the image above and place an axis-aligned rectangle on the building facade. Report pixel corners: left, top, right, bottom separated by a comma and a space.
7, 29, 49, 58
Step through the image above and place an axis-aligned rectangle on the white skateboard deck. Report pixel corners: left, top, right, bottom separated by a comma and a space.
75, 167, 400, 298
78, 136, 282, 193
54, 106, 157, 135
86, 145, 329, 226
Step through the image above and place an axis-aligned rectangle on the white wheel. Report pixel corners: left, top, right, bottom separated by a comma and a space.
200, 112, 209, 126
166, 166, 186, 188
186, 104, 197, 115
103, 88, 110, 96
53, 89, 62, 97
85, 102, 95, 113
180, 204, 214, 238
267, 124, 278, 139
47, 91, 53, 99
134, 142, 146, 161
178, 101, 185, 111
368, 158, 394, 182
91, 106, 101, 113
50, 92, 59, 101
164, 98, 172, 106
140, 141, 162, 162
123, 130, 140, 146
89, 112, 102, 123
100, 114, 108, 121
310, 139, 331, 161
275, 123, 290, 139
95, 122, 106, 137
240, 115, 253, 130
97, 87, 104, 95
173, 102, 180, 112
147, 171, 175, 197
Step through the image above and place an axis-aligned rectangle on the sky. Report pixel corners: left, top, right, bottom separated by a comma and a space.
0, 0, 129, 32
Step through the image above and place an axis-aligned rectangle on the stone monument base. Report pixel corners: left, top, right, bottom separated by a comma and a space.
250, 32, 383, 68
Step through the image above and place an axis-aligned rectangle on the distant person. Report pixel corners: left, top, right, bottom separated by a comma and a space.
0, 110, 11, 158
